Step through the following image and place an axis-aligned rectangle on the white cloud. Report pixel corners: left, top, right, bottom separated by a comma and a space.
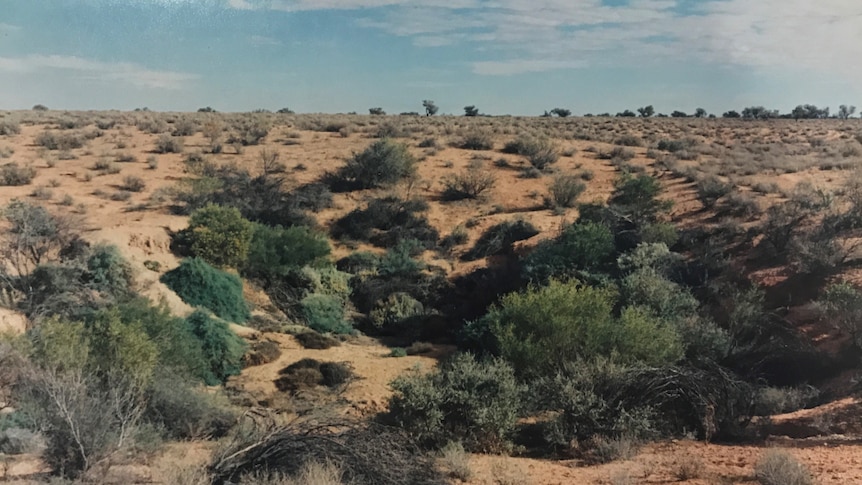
0, 23, 21, 33
0, 55, 198, 89
229, 0, 862, 77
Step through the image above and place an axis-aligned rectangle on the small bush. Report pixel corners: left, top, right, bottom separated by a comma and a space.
440, 441, 472, 481
35, 131, 84, 150
332, 139, 417, 190
614, 134, 643, 147
185, 310, 248, 384
754, 450, 813, 485
441, 167, 496, 200
523, 222, 615, 283
546, 174, 586, 209
244, 340, 282, 367
673, 456, 706, 480
275, 359, 353, 391
696, 176, 732, 208
184, 204, 255, 269
332, 196, 438, 249
657, 139, 696, 153
388, 353, 521, 452
462, 219, 539, 261
0, 163, 37, 186
295, 331, 340, 350
369, 292, 424, 331
244, 224, 330, 280
0, 119, 21, 136
336, 251, 380, 274
458, 129, 494, 150
145, 370, 236, 439
154, 134, 184, 153
121, 175, 146, 192
161, 258, 251, 322
300, 293, 351, 334
815, 282, 862, 349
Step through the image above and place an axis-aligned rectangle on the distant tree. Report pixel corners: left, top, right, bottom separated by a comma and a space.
722, 110, 741, 118
197, 107, 217, 113
694, 108, 708, 118
550, 108, 572, 118
422, 100, 439, 116
597, 113, 611, 117
276, 107, 294, 114
616, 110, 637, 117
463, 105, 480, 117
671, 110, 688, 118
742, 106, 779, 120
541, 110, 552, 118
656, 113, 668, 118
399, 112, 420, 116
369, 107, 386, 115
637, 105, 655, 118
32, 104, 49, 111
791, 104, 830, 120
838, 105, 857, 120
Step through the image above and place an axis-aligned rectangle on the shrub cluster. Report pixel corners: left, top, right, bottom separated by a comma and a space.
161, 258, 250, 323
329, 139, 417, 190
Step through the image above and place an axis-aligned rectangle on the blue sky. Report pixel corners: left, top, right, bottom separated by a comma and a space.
1, 0, 860, 115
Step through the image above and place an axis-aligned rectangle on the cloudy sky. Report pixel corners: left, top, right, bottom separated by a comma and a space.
1, 0, 860, 115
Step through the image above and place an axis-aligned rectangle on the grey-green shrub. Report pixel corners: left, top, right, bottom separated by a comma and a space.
300, 293, 351, 334
335, 139, 416, 190
388, 353, 521, 452
161, 258, 250, 323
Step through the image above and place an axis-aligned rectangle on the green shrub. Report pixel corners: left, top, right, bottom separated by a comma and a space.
483, 280, 682, 375
300, 293, 351, 334
185, 310, 247, 384
113, 298, 210, 382
815, 282, 862, 348
620, 268, 699, 322
84, 244, 135, 298
185, 204, 254, 268
0, 163, 37, 186
388, 353, 521, 452
161, 258, 250, 322
523, 222, 615, 283
244, 223, 330, 280
639, 222, 679, 247
333, 139, 417, 190
378, 239, 425, 278
369, 292, 424, 330
754, 386, 819, 416
463, 219, 538, 261
610, 174, 672, 224
696, 176, 732, 208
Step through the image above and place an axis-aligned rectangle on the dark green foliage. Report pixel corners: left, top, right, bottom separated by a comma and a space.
184, 204, 254, 268
185, 310, 247, 384
331, 139, 417, 190
610, 174, 671, 224
620, 268, 699, 322
462, 219, 538, 261
378, 239, 425, 278
275, 359, 353, 391
83, 244, 135, 298
300, 293, 352, 334
388, 353, 521, 452
332, 196, 438, 249
112, 298, 210, 381
523, 222, 615, 283
369, 292, 425, 331
336, 251, 381, 273
161, 258, 250, 323
244, 223, 330, 281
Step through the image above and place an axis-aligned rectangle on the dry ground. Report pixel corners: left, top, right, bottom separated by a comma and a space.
2, 110, 862, 483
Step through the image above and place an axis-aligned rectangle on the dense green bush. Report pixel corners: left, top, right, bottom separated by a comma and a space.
522, 222, 615, 283
378, 239, 426, 277
84, 244, 135, 298
184, 204, 254, 268
481, 280, 682, 375
185, 310, 247, 384
610, 174, 672, 224
462, 219, 538, 261
161, 258, 250, 322
244, 223, 330, 280
620, 268, 699, 322
332, 139, 417, 190
815, 282, 862, 349
369, 292, 425, 331
388, 353, 521, 452
300, 293, 352, 334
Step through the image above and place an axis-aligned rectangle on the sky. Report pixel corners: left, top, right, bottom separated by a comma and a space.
0, 0, 860, 115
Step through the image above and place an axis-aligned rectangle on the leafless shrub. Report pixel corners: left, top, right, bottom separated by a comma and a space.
442, 166, 496, 200
754, 450, 813, 485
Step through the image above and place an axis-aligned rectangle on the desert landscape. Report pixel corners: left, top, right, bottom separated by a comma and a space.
1, 107, 862, 485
